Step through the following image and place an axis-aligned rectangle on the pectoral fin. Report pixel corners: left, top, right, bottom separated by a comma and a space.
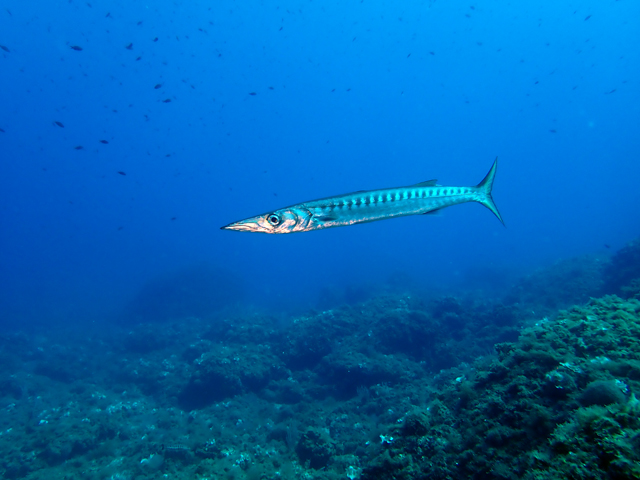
422, 208, 443, 216
314, 211, 339, 222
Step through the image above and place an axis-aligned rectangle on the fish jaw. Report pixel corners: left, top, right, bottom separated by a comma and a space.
221, 215, 271, 233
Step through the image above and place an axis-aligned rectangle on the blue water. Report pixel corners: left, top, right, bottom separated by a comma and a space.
1, 0, 639, 328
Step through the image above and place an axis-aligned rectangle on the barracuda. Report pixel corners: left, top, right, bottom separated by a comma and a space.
221, 158, 504, 234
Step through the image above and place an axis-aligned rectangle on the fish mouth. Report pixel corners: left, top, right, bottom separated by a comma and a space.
220, 218, 267, 233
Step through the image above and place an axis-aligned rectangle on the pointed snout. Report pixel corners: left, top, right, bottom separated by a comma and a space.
221, 216, 268, 233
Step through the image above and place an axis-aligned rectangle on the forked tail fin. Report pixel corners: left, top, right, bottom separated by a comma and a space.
476, 157, 504, 226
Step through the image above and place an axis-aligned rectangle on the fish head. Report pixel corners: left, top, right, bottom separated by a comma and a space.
221, 207, 311, 234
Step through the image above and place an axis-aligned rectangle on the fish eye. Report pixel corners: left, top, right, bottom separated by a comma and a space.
267, 214, 281, 226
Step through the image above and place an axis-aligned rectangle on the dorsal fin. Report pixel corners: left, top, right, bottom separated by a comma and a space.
411, 179, 438, 187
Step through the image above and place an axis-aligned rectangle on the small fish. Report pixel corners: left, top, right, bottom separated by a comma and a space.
70, 45, 83, 51
549, 129, 557, 133
605, 89, 617, 94
222, 159, 504, 233
249, 92, 257, 96
0, 45, 9, 53
125, 43, 133, 50
117, 171, 126, 175
584, 15, 591, 21
162, 98, 171, 103
99, 140, 109, 144
54, 121, 64, 128
74, 145, 84, 150
0, 127, 5, 132
136, 56, 142, 61
153, 37, 158, 42
154, 84, 162, 89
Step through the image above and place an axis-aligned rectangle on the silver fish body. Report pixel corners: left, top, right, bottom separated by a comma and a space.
222, 158, 503, 234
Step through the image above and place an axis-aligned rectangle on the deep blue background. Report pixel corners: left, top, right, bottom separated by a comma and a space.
1, 0, 639, 327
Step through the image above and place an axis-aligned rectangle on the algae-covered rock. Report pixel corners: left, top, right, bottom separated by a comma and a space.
6, 257, 640, 480
579, 379, 628, 406
296, 428, 337, 469
540, 398, 640, 480
400, 408, 431, 437
178, 344, 287, 409
621, 279, 640, 300
373, 309, 441, 357
317, 347, 418, 397
279, 308, 359, 369
363, 295, 640, 480
602, 238, 640, 298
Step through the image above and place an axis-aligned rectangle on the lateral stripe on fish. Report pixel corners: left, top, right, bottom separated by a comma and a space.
221, 158, 503, 234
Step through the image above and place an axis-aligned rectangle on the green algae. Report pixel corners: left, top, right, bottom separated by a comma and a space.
603, 239, 640, 298
2, 247, 640, 479
361, 295, 640, 480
